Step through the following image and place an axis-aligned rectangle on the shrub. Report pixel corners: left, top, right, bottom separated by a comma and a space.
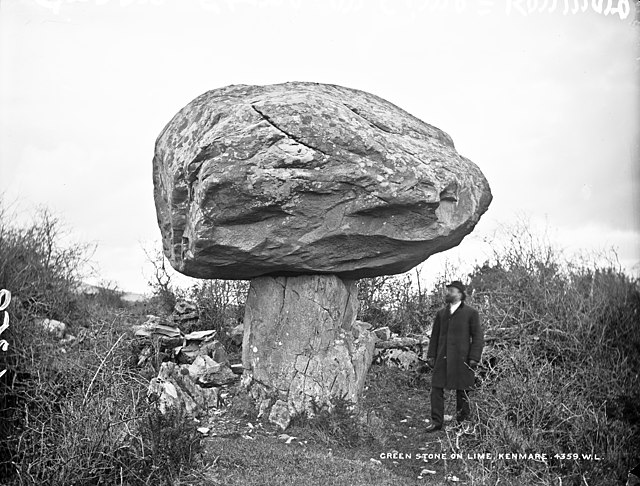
0, 202, 94, 324
450, 220, 640, 485
186, 279, 248, 346
143, 244, 248, 347
143, 244, 185, 315
0, 200, 206, 485
356, 270, 432, 336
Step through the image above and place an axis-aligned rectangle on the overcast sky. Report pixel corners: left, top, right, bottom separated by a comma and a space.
1, 0, 638, 294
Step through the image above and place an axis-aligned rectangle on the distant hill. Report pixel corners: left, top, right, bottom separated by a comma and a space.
73, 281, 150, 303
121, 291, 149, 303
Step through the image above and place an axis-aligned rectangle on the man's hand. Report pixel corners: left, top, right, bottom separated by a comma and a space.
469, 359, 478, 369
426, 357, 435, 368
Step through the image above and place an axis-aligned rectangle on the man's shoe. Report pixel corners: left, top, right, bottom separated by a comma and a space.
425, 423, 442, 432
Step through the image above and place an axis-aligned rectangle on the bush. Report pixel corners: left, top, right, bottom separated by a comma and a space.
451, 220, 640, 485
356, 270, 433, 336
0, 202, 94, 324
143, 245, 184, 315
0, 200, 206, 484
143, 245, 248, 347
186, 279, 248, 346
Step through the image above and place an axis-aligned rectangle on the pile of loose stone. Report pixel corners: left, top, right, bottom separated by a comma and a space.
134, 300, 241, 416
372, 326, 431, 371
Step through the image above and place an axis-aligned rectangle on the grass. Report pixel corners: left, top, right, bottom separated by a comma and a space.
174, 364, 481, 486
200, 435, 413, 486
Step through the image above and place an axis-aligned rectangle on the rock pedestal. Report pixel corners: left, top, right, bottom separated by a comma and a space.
241, 274, 376, 416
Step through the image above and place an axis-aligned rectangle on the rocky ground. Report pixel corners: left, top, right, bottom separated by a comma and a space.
191, 362, 478, 485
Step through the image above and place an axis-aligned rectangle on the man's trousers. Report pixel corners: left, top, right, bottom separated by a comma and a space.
430, 386, 471, 426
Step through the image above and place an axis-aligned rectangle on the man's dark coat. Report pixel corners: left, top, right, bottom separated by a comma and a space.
427, 301, 484, 390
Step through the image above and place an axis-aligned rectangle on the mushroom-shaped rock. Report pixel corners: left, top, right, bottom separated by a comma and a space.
153, 81, 492, 280
152, 81, 492, 416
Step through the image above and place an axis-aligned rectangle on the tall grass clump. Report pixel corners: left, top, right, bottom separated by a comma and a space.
289, 394, 377, 449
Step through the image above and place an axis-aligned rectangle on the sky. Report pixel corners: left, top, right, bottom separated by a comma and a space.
0, 0, 638, 294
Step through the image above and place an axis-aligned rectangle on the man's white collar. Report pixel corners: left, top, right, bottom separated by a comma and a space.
450, 300, 462, 313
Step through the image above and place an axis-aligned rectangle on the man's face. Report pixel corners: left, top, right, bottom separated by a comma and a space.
444, 286, 462, 303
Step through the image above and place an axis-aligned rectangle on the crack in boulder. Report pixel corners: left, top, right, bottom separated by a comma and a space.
251, 104, 330, 157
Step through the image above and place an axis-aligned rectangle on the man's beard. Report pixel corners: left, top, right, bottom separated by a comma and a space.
444, 294, 454, 304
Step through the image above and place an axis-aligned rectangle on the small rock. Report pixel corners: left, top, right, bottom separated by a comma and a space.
183, 329, 216, 341
352, 320, 372, 339
60, 334, 76, 344
378, 348, 419, 370
174, 300, 198, 316
133, 317, 180, 339
230, 363, 244, 375
257, 397, 272, 418
418, 467, 437, 479
268, 399, 291, 430
37, 318, 67, 339
374, 326, 391, 341
173, 311, 199, 323
374, 336, 421, 349
355, 320, 372, 330
147, 361, 219, 416
189, 355, 237, 387
229, 323, 244, 346
177, 337, 226, 364
175, 342, 200, 364
278, 433, 297, 444
148, 375, 181, 414
198, 339, 229, 365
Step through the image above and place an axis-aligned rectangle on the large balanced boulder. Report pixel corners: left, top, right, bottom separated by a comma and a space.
153, 81, 492, 280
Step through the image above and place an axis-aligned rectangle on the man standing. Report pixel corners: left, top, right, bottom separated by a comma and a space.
425, 280, 484, 432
